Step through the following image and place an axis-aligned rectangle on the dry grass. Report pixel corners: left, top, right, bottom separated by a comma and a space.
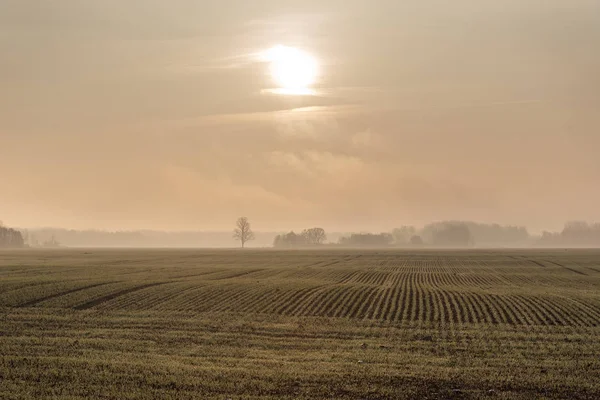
1, 249, 600, 399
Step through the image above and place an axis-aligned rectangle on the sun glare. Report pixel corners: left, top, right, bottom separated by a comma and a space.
263, 45, 318, 95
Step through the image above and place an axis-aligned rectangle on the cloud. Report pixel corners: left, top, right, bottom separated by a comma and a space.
351, 128, 382, 148
1, 0, 599, 232
267, 150, 364, 177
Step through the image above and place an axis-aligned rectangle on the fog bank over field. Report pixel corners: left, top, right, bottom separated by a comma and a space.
14, 221, 600, 248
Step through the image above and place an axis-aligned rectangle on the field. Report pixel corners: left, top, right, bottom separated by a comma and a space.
1, 249, 600, 399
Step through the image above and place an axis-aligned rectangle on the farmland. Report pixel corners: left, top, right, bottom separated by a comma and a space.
1, 249, 600, 399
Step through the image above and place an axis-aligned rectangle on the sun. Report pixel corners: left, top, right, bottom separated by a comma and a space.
263, 45, 318, 95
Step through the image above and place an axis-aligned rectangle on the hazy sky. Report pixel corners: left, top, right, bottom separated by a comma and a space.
1, 0, 599, 232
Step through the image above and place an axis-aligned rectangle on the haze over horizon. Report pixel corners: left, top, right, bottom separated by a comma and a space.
2, 1, 599, 233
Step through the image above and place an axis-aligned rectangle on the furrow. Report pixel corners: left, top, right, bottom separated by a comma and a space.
73, 283, 166, 310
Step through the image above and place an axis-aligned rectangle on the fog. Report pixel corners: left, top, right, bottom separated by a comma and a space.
1, 1, 599, 234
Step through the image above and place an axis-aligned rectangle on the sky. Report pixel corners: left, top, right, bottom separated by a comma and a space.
1, 0, 599, 233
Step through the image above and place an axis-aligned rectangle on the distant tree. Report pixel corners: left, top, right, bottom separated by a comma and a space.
539, 221, 600, 246
461, 222, 528, 245
562, 221, 596, 244
392, 226, 416, 245
233, 217, 255, 248
431, 223, 473, 247
339, 233, 393, 247
274, 231, 303, 248
273, 228, 327, 248
273, 233, 284, 248
410, 235, 424, 246
421, 221, 528, 247
302, 228, 327, 245
0, 224, 25, 248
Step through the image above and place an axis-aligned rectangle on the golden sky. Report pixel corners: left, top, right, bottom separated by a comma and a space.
1, 1, 599, 232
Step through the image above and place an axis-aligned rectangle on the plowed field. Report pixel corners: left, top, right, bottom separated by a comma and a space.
1, 249, 599, 399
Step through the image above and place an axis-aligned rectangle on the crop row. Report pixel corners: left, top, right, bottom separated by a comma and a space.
102, 283, 600, 326
9, 279, 599, 327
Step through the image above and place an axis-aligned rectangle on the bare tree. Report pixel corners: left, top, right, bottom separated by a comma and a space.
233, 217, 255, 248
302, 227, 327, 245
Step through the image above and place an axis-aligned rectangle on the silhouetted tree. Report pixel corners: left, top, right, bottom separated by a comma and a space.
302, 228, 327, 245
233, 217, 255, 248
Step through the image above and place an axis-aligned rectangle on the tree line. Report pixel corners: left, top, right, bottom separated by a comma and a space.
0, 221, 25, 248
540, 222, 600, 247
273, 228, 327, 248
269, 221, 525, 248
237, 218, 600, 248
4, 217, 600, 248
